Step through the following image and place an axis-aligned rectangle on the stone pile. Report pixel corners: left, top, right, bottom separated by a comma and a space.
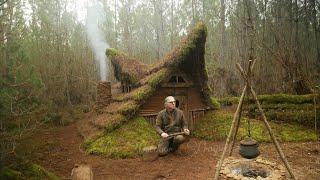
219, 157, 287, 180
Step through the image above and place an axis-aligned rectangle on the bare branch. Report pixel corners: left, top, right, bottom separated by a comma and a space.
0, 0, 8, 7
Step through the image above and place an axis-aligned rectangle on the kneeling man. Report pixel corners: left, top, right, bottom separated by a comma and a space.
155, 96, 190, 156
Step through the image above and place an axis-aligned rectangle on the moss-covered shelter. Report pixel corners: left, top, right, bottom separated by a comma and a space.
79, 23, 219, 143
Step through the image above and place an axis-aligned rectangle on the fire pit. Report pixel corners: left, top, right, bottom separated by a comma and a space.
219, 157, 287, 179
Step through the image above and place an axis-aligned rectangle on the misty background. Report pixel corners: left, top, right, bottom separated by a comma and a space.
1, 1, 320, 175
86, 0, 109, 81
1, 0, 320, 124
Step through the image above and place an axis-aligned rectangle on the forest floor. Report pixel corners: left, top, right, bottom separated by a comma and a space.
22, 118, 320, 180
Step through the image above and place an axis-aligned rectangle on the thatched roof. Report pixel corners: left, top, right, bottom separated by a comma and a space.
106, 49, 150, 85
79, 22, 217, 142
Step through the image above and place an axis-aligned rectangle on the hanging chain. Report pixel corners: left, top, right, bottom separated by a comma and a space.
245, 88, 252, 137
246, 63, 252, 138
248, 117, 251, 137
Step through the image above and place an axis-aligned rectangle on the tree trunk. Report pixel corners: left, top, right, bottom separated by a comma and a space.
114, 0, 118, 48
220, 0, 226, 65
170, 0, 174, 49
153, 0, 160, 60
192, 0, 195, 25
311, 0, 320, 71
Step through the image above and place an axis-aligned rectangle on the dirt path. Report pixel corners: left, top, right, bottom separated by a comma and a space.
30, 123, 320, 179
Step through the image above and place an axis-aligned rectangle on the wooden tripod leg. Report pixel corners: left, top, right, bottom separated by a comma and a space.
213, 85, 247, 180
228, 87, 247, 156
249, 86, 297, 180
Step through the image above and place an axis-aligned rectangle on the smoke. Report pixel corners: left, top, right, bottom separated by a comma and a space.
85, 1, 109, 81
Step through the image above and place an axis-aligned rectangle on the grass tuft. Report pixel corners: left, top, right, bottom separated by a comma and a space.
0, 161, 58, 180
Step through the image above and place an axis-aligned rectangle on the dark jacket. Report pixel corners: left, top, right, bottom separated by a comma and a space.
155, 108, 188, 135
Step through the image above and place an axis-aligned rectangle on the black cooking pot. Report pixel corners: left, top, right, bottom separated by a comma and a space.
239, 137, 260, 159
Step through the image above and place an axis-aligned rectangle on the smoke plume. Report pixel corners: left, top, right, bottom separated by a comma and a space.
85, 1, 109, 81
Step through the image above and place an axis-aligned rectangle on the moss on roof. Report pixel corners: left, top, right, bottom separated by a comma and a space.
146, 23, 205, 72
106, 48, 150, 85
82, 22, 219, 144
108, 22, 215, 107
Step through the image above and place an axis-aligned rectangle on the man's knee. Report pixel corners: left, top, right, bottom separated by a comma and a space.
173, 135, 185, 144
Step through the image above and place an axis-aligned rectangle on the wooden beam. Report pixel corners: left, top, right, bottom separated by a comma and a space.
236, 63, 247, 82
249, 86, 297, 180
213, 85, 247, 180
228, 86, 247, 156
215, 59, 296, 179
229, 60, 257, 156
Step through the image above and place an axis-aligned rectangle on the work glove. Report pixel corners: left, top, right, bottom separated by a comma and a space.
183, 129, 190, 135
161, 132, 169, 138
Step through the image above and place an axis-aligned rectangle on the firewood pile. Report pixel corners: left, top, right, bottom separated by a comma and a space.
95, 81, 111, 113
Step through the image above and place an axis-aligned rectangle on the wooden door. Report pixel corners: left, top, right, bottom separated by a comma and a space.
175, 95, 188, 121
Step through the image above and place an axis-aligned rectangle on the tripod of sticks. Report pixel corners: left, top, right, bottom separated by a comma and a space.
213, 60, 297, 180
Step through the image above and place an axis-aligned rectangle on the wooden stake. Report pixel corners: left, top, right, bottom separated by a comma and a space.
228, 87, 247, 156
214, 60, 296, 179
313, 94, 317, 140
213, 85, 247, 180
249, 86, 297, 180
229, 60, 256, 156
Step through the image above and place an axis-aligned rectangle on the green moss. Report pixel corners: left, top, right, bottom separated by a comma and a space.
277, 123, 317, 141
193, 110, 317, 142
218, 94, 319, 127
112, 84, 155, 103
125, 74, 139, 85
131, 85, 155, 102
257, 94, 318, 104
103, 101, 140, 118
104, 114, 127, 133
112, 94, 127, 102
86, 116, 159, 158
118, 101, 140, 118
106, 48, 142, 85
0, 167, 22, 179
0, 163, 58, 180
147, 69, 168, 88
24, 164, 58, 180
193, 111, 245, 141
105, 48, 124, 59
245, 103, 316, 111
219, 94, 318, 106
210, 97, 221, 109
245, 104, 319, 127
175, 23, 206, 62
218, 97, 240, 106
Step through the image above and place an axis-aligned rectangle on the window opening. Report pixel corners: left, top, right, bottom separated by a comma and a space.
168, 76, 177, 83
177, 76, 185, 83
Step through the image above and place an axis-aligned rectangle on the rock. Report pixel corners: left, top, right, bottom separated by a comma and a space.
71, 164, 93, 180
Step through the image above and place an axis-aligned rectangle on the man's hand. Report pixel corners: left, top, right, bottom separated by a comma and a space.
183, 129, 190, 135
161, 132, 169, 138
